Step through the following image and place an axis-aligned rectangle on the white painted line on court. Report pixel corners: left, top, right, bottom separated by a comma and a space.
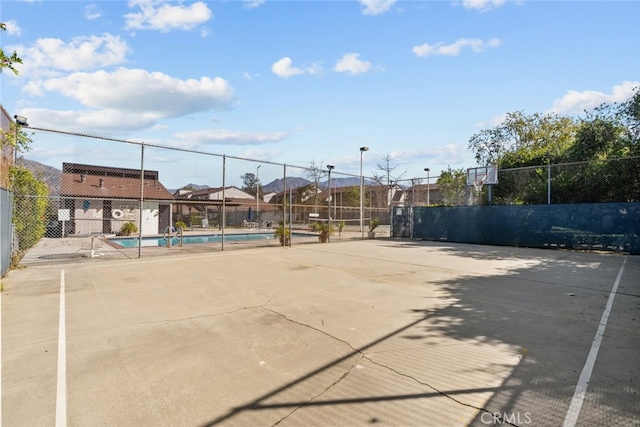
56, 269, 67, 427
1, 279, 3, 424
563, 257, 627, 427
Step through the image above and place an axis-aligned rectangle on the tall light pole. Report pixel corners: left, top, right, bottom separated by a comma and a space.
359, 146, 369, 240
256, 165, 261, 224
333, 178, 337, 220
424, 167, 430, 206
326, 165, 335, 242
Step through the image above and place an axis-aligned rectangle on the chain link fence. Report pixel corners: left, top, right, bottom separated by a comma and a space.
390, 157, 640, 208
9, 127, 388, 265
6, 125, 639, 265
475, 157, 640, 206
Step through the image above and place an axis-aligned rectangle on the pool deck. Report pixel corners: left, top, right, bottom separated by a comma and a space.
17, 226, 386, 266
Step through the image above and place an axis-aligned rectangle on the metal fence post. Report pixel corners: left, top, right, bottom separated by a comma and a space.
138, 143, 145, 258
222, 155, 226, 251
547, 163, 551, 204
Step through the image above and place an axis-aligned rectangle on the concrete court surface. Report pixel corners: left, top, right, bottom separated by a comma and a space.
1, 239, 638, 427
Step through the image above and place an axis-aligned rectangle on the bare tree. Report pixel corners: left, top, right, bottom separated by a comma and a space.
376, 154, 407, 187
372, 154, 407, 208
304, 159, 327, 208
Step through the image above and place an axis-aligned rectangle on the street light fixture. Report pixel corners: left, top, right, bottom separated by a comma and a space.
424, 168, 430, 206
327, 165, 335, 243
359, 146, 369, 239
14, 115, 29, 126
256, 165, 261, 225
13, 115, 29, 162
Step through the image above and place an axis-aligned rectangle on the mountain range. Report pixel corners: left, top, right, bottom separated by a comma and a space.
15, 159, 369, 195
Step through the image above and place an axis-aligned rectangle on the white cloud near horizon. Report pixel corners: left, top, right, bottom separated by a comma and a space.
18, 107, 160, 135
124, 0, 212, 32
334, 53, 372, 75
173, 129, 288, 146
9, 33, 129, 78
389, 143, 473, 167
548, 81, 639, 115
474, 81, 639, 129
413, 37, 501, 57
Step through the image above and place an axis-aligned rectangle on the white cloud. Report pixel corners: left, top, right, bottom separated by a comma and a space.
477, 112, 508, 128
548, 81, 640, 115
26, 68, 234, 117
3, 20, 22, 36
12, 33, 129, 77
384, 144, 476, 175
84, 4, 103, 20
124, 0, 212, 32
173, 129, 288, 146
413, 37, 500, 57
334, 53, 372, 75
19, 107, 159, 135
240, 148, 283, 162
18, 68, 234, 132
243, 0, 266, 9
460, 0, 507, 12
360, 0, 397, 16
306, 62, 323, 76
243, 72, 261, 81
271, 57, 304, 78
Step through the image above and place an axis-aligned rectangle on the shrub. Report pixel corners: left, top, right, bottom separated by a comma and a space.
118, 222, 138, 236
10, 166, 48, 251
274, 222, 291, 246
312, 222, 334, 243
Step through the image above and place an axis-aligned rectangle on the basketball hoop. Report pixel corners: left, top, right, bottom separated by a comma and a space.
473, 175, 487, 193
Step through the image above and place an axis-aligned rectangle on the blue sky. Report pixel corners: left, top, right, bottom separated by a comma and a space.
2, 0, 639, 188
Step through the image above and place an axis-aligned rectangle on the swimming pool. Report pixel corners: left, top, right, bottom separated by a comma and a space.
109, 232, 309, 248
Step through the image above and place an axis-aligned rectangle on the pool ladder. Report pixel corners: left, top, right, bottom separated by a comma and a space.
163, 226, 184, 247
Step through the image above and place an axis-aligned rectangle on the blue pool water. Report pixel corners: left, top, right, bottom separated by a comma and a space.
110, 232, 307, 248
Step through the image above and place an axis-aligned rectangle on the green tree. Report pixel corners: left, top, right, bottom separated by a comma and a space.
468, 111, 579, 204
558, 87, 640, 202
11, 166, 49, 250
241, 172, 260, 197
343, 185, 361, 207
469, 111, 579, 168
0, 122, 33, 153
437, 167, 467, 206
619, 86, 640, 146
0, 23, 22, 75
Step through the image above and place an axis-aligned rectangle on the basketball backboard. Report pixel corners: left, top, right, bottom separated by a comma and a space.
466, 165, 498, 186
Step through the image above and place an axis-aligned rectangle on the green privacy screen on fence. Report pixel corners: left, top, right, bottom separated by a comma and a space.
401, 203, 640, 254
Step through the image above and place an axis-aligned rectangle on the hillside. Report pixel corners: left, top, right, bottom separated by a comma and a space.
14, 158, 371, 197
16, 158, 62, 196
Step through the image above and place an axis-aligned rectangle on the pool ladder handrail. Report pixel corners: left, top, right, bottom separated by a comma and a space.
163, 226, 184, 247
